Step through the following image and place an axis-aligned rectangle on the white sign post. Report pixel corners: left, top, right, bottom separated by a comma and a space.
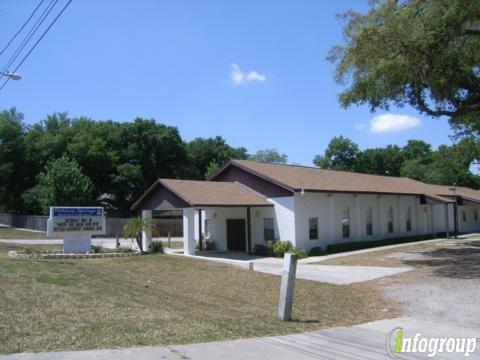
47, 207, 106, 254
278, 253, 298, 321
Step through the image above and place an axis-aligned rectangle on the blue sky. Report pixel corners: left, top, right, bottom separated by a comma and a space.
0, 0, 454, 165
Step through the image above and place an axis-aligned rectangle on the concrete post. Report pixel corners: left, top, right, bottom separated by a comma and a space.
183, 208, 195, 255
141, 210, 152, 252
278, 253, 298, 321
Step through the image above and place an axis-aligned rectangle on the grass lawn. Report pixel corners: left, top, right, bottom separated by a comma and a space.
0, 243, 396, 354
0, 226, 47, 239
161, 240, 183, 249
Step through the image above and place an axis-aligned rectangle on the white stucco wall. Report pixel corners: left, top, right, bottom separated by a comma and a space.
458, 205, 480, 233
269, 197, 296, 244
290, 192, 425, 252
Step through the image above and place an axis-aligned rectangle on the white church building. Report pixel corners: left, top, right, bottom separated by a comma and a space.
132, 160, 480, 254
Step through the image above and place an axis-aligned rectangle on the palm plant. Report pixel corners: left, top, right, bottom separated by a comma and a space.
123, 217, 153, 252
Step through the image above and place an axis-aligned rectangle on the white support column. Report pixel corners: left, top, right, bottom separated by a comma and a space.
327, 194, 336, 243
430, 204, 435, 235
396, 196, 403, 234
354, 195, 362, 241
377, 195, 385, 238
141, 210, 152, 252
414, 197, 420, 234
183, 208, 196, 255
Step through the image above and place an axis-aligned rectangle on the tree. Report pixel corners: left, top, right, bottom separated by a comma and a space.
119, 118, 189, 191
204, 160, 221, 179
111, 163, 144, 213
399, 140, 433, 180
0, 108, 28, 213
423, 145, 480, 188
329, 0, 480, 138
249, 148, 288, 163
354, 145, 404, 176
23, 155, 94, 214
313, 136, 359, 171
186, 136, 248, 179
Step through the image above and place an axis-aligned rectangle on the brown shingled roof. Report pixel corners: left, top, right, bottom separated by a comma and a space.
157, 179, 271, 207
229, 160, 480, 203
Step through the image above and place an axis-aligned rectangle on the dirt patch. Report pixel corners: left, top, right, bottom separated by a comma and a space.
376, 238, 480, 330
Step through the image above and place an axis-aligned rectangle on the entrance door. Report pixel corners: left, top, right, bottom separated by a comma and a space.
226, 219, 246, 252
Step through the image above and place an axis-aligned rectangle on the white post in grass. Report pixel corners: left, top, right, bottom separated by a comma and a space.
141, 210, 152, 252
278, 252, 297, 321
183, 208, 196, 255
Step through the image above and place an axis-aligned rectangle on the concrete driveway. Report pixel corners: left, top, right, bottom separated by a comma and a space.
248, 256, 410, 285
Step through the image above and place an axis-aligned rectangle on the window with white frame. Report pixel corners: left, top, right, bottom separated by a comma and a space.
341, 207, 350, 238
387, 206, 394, 233
406, 206, 412, 232
309, 217, 318, 240
264, 218, 274, 241
366, 206, 373, 236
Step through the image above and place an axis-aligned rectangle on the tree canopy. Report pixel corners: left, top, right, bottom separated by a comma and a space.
249, 149, 288, 164
313, 136, 359, 171
329, 0, 480, 138
23, 155, 94, 215
0, 109, 250, 215
314, 136, 480, 188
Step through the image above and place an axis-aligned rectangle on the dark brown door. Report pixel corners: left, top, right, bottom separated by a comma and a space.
226, 219, 246, 252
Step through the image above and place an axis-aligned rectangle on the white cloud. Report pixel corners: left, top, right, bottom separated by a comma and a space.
354, 122, 367, 131
230, 64, 266, 85
369, 113, 421, 134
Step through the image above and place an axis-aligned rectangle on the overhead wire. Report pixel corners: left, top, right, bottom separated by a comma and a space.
0, 0, 73, 91
0, 0, 46, 56
0, 0, 59, 80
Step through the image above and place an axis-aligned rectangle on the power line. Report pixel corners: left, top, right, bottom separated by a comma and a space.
0, 0, 46, 56
0, 0, 58, 80
0, 0, 73, 91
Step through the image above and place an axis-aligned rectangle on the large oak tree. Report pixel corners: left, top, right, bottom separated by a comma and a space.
330, 0, 480, 138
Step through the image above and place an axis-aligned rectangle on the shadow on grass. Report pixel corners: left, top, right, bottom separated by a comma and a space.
402, 242, 480, 279
291, 319, 322, 324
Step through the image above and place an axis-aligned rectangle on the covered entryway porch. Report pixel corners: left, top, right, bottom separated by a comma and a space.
131, 178, 273, 255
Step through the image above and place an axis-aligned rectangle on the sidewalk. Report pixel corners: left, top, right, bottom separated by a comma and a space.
2, 317, 478, 359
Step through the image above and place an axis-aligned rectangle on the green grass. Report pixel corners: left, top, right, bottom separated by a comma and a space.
36, 274, 79, 286
0, 243, 396, 354
0, 226, 47, 239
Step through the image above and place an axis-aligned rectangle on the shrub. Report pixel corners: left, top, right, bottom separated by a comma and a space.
253, 240, 297, 258
111, 247, 133, 253
205, 241, 216, 251
309, 247, 325, 257
253, 244, 268, 256
149, 241, 164, 253
325, 234, 434, 254
272, 240, 294, 257
91, 245, 102, 253
291, 247, 308, 259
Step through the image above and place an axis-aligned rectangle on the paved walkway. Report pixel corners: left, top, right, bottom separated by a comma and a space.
252, 260, 411, 285
2, 317, 478, 359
